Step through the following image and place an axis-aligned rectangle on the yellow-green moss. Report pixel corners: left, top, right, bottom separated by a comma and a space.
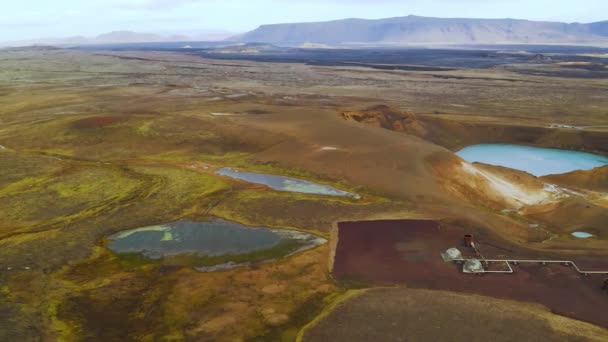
136, 121, 158, 137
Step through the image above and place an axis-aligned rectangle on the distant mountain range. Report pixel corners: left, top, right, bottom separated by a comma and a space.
0, 31, 234, 47
4, 16, 608, 48
232, 15, 608, 46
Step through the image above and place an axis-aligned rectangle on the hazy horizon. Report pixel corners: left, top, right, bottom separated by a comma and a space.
2, 0, 607, 43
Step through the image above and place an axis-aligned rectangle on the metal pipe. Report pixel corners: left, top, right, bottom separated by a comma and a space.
477, 261, 514, 274
453, 258, 608, 275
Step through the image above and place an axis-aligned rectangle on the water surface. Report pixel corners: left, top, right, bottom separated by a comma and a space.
571, 231, 594, 239
108, 219, 326, 269
457, 144, 608, 176
216, 167, 360, 199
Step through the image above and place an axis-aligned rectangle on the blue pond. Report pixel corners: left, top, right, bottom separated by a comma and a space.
456, 144, 608, 176
571, 231, 594, 239
107, 219, 326, 262
216, 167, 360, 199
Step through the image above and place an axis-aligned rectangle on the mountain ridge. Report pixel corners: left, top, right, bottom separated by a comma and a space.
233, 15, 608, 45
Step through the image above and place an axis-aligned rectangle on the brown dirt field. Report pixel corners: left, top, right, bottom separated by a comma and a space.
234, 106, 454, 202
71, 115, 122, 129
332, 220, 608, 328
303, 288, 608, 342
522, 198, 608, 237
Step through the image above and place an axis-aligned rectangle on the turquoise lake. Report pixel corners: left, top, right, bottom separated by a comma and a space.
456, 144, 608, 176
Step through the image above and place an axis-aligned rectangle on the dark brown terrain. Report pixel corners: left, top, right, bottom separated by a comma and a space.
333, 220, 608, 329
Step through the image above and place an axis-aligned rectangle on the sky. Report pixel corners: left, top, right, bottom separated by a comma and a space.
2, 0, 607, 42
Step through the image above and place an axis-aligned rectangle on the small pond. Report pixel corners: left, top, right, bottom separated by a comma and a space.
216, 167, 360, 199
108, 219, 326, 271
457, 144, 608, 176
571, 231, 594, 239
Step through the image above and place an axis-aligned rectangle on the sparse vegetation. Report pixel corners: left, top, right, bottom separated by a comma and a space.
0, 47, 606, 341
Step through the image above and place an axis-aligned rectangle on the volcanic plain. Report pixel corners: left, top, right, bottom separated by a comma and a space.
0, 45, 607, 341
